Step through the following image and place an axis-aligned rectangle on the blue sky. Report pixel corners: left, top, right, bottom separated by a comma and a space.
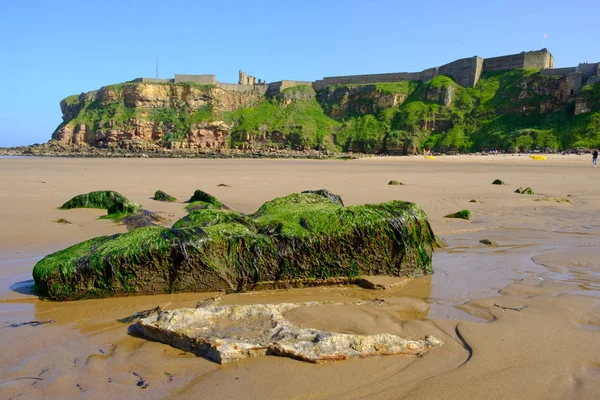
0, 0, 598, 147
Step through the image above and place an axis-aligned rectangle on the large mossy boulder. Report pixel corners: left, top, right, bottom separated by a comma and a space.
59, 190, 142, 219
33, 191, 436, 300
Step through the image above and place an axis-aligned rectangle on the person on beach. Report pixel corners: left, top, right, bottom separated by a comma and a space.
593, 149, 598, 167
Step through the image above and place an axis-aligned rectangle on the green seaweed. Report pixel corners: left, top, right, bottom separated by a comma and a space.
59, 190, 142, 219
185, 201, 219, 212
444, 210, 471, 220
300, 189, 344, 206
33, 191, 436, 300
154, 190, 177, 202
173, 209, 252, 229
492, 179, 505, 185
514, 187, 534, 195
187, 190, 225, 209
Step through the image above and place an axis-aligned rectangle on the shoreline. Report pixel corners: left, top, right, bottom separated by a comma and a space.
1, 142, 596, 160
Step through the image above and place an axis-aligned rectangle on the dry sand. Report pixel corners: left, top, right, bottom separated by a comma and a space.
0, 154, 599, 399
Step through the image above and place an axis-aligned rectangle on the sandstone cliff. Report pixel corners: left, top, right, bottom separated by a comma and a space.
50, 71, 600, 155
54, 83, 263, 151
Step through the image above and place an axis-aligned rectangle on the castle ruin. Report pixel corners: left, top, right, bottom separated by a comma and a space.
130, 49, 598, 98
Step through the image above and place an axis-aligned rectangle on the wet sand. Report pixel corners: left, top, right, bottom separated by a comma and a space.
1, 154, 599, 399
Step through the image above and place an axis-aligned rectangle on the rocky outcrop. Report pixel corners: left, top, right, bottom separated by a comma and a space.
425, 83, 455, 106
53, 83, 264, 149
317, 85, 411, 118
32, 191, 435, 300
132, 300, 443, 364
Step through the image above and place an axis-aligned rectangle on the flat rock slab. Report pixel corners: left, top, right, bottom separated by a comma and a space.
355, 276, 410, 290
133, 301, 442, 364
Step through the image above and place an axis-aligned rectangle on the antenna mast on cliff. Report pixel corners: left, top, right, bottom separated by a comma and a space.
156, 57, 159, 79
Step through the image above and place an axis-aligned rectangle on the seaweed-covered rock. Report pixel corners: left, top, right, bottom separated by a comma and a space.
173, 209, 251, 229
33, 191, 436, 300
515, 187, 534, 195
185, 201, 219, 213
388, 180, 404, 186
59, 190, 142, 219
444, 210, 471, 220
153, 190, 177, 202
301, 189, 344, 206
121, 210, 166, 231
188, 189, 228, 209
434, 236, 446, 248
479, 239, 497, 246
492, 179, 505, 185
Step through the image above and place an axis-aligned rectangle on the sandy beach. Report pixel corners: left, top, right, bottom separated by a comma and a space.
1, 154, 599, 399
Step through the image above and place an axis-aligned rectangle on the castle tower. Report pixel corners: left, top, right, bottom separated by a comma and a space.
238, 70, 247, 85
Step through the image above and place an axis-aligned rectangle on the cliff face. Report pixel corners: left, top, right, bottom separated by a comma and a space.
317, 83, 417, 118
52, 71, 600, 154
54, 83, 263, 150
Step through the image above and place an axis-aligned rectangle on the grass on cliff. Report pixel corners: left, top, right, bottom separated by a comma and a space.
331, 69, 600, 153
57, 73, 600, 154
280, 85, 316, 98
225, 97, 340, 150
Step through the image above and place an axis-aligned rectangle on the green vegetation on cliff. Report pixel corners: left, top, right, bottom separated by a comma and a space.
224, 94, 340, 150
56, 72, 600, 153
33, 191, 436, 300
323, 71, 600, 153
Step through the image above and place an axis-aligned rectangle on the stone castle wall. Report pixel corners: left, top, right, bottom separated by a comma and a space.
482, 53, 525, 72
174, 74, 216, 84
578, 63, 600, 83
312, 68, 437, 91
438, 56, 483, 88
266, 80, 312, 96
540, 67, 577, 77
128, 49, 598, 98
523, 51, 554, 69
130, 78, 172, 83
